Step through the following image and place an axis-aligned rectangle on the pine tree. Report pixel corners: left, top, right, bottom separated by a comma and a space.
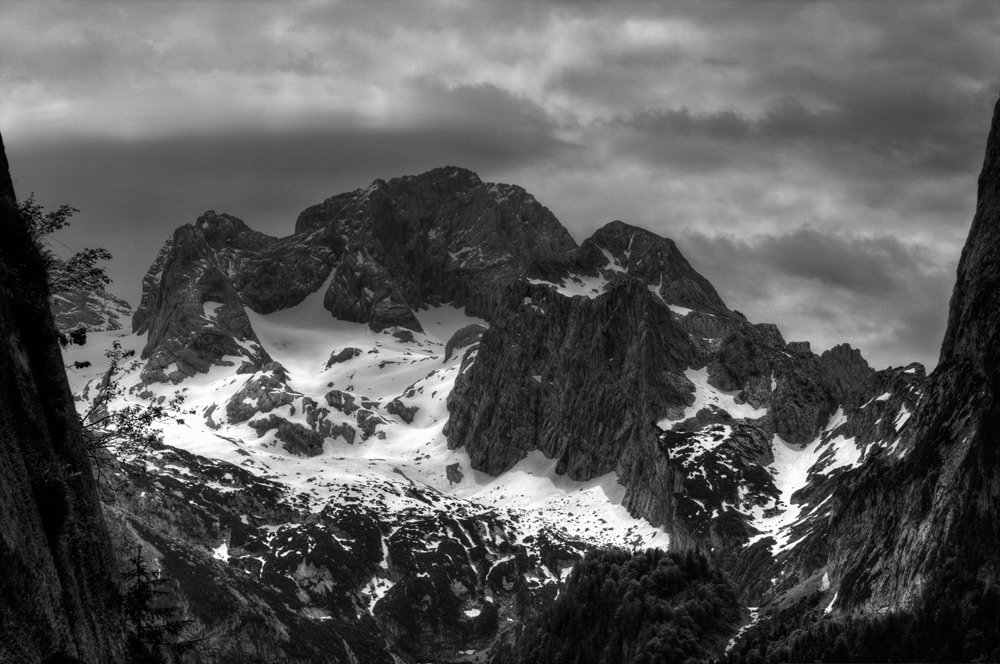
122, 548, 198, 663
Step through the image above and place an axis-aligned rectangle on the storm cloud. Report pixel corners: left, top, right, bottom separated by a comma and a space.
680, 228, 953, 368
1, 0, 997, 369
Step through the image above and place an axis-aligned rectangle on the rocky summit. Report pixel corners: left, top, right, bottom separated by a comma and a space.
34, 99, 1000, 662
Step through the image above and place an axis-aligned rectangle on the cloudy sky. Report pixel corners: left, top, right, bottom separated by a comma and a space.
1, 1, 997, 370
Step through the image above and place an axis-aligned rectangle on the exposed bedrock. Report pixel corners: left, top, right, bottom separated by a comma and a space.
445, 278, 700, 528
0, 131, 124, 663
296, 166, 578, 322
825, 96, 1000, 613
134, 167, 581, 383
575, 220, 736, 316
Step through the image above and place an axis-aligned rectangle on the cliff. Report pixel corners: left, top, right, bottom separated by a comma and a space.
826, 96, 1000, 613
0, 133, 123, 661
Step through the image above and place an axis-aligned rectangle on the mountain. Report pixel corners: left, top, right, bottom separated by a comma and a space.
51, 94, 1000, 662
50, 285, 133, 334
131, 167, 575, 385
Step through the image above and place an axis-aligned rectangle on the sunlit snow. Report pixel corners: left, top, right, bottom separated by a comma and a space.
658, 367, 767, 426
744, 409, 863, 555
64, 278, 674, 588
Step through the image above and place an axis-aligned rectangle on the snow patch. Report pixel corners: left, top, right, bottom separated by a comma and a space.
860, 391, 892, 409
824, 592, 838, 614
203, 301, 224, 321
659, 367, 767, 426
667, 304, 692, 317
528, 274, 609, 299
894, 405, 912, 431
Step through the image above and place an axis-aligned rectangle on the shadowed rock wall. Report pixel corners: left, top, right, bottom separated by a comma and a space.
828, 96, 1000, 612
0, 132, 123, 663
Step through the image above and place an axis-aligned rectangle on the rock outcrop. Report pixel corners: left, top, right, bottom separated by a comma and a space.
445, 278, 699, 528
575, 220, 735, 316
51, 286, 133, 333
133, 213, 281, 383
824, 96, 1000, 613
295, 167, 578, 321
0, 132, 124, 663
135, 167, 579, 384
444, 224, 893, 563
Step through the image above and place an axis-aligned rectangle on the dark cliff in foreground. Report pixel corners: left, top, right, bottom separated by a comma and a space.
0, 133, 123, 663
826, 96, 1000, 614
723, 96, 1000, 664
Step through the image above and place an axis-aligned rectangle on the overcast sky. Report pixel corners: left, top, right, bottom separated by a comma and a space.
2, 1, 997, 370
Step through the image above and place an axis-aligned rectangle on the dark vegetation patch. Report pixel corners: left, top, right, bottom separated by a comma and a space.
496, 548, 740, 664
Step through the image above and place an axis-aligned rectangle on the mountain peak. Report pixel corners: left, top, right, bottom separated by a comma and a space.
576, 219, 732, 315
408, 165, 482, 183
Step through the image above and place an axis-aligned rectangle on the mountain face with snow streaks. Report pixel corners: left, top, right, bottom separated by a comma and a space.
59, 117, 1000, 661
51, 286, 133, 334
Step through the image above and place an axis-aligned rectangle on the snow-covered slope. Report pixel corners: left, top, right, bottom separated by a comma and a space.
64, 278, 922, 657
64, 283, 670, 660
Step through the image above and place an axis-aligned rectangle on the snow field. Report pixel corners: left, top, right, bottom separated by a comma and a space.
65, 288, 675, 573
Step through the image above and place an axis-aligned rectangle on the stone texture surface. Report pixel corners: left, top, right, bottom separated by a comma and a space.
576, 220, 736, 316
225, 364, 298, 424
445, 278, 700, 528
135, 168, 582, 383
444, 323, 487, 362
51, 286, 133, 333
133, 213, 275, 384
0, 131, 124, 663
386, 398, 418, 424
326, 347, 362, 367
824, 96, 1000, 612
248, 414, 326, 456
295, 167, 578, 322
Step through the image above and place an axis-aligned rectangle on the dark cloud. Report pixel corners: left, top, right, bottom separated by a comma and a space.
614, 84, 993, 176
679, 228, 953, 369
5, 88, 575, 305
686, 227, 943, 296
622, 108, 751, 141
1, 0, 996, 372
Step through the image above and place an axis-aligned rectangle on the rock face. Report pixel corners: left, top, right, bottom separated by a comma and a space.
575, 220, 735, 316
132, 212, 282, 383
135, 167, 578, 384
446, 279, 699, 528
444, 323, 487, 362
824, 96, 1000, 613
295, 167, 578, 321
132, 164, 928, 611
0, 132, 123, 662
444, 229, 894, 572
51, 286, 133, 333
